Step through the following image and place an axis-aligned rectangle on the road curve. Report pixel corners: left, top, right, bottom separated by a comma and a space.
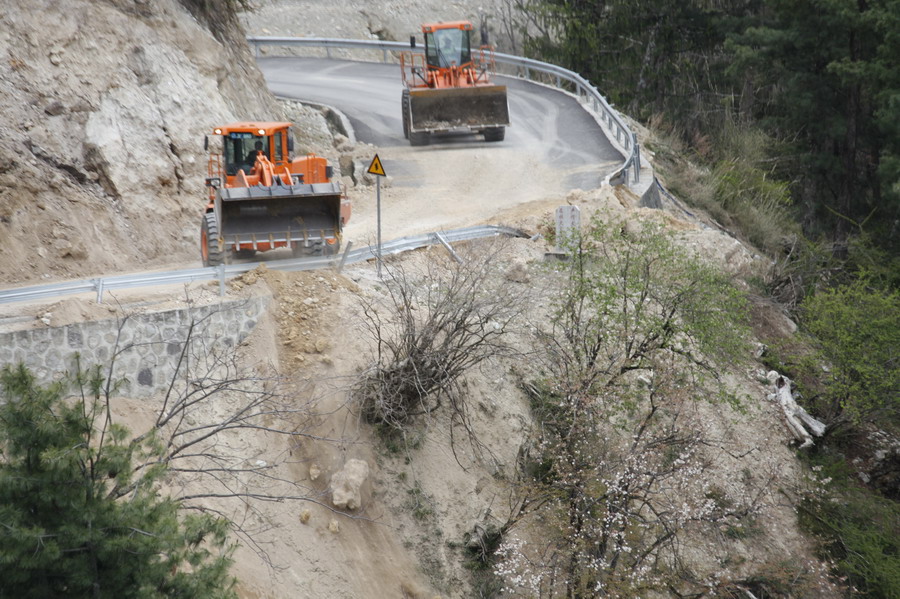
0, 58, 625, 303
259, 58, 622, 186
257, 57, 624, 244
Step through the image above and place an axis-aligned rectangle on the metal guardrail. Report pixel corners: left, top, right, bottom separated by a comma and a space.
0, 225, 527, 305
246, 36, 641, 185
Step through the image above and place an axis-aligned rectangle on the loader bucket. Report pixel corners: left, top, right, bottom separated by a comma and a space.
409, 85, 509, 132
217, 181, 343, 252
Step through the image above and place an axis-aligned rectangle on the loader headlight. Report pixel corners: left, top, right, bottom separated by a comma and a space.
257, 128, 266, 136
205, 177, 221, 188
213, 128, 222, 135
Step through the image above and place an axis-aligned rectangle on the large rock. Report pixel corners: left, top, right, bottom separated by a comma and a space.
329, 458, 369, 510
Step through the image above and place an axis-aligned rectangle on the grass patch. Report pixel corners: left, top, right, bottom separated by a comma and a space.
405, 481, 434, 522
646, 116, 797, 256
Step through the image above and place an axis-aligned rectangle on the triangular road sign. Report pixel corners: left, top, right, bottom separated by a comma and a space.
367, 154, 386, 177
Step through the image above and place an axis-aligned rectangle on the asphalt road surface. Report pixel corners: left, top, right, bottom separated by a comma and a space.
257, 57, 624, 245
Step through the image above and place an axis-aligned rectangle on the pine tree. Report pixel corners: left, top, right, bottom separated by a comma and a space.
0, 363, 237, 599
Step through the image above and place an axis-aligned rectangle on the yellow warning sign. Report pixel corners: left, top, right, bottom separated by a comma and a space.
367, 154, 386, 177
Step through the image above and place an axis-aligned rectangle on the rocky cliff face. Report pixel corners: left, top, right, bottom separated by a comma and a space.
0, 0, 287, 285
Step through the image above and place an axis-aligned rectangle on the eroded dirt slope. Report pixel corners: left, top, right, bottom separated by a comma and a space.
0, 0, 317, 286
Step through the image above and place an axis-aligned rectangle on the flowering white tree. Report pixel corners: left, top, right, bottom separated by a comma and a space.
495, 221, 760, 597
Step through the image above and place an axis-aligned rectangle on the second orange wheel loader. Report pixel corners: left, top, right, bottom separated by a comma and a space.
400, 21, 509, 146
201, 122, 351, 267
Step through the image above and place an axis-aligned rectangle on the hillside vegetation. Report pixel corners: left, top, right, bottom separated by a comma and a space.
512, 2, 900, 596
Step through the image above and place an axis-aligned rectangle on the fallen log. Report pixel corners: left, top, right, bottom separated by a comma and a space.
766, 370, 826, 448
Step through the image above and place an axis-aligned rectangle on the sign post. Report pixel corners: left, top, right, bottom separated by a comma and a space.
366, 154, 387, 277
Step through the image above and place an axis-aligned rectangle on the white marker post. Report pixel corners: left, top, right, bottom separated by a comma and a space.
555, 205, 581, 251
543, 205, 581, 261
366, 154, 387, 277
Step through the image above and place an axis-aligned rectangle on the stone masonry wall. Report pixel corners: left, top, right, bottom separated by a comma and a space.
0, 296, 269, 397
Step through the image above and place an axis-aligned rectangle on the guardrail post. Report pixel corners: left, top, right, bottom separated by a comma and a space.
326, 46, 331, 59
217, 264, 225, 296
434, 232, 463, 264
95, 278, 104, 304
382, 48, 388, 62
336, 241, 353, 273
632, 133, 641, 184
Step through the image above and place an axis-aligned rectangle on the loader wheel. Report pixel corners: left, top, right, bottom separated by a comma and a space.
484, 127, 506, 142
292, 241, 319, 258
409, 130, 429, 146
201, 212, 223, 267
401, 90, 410, 139
323, 241, 341, 256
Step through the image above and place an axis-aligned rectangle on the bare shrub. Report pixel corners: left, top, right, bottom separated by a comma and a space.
353, 241, 524, 448
89, 305, 349, 561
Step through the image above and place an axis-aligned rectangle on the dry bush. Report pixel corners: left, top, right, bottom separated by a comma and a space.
353, 241, 525, 450
89, 305, 347, 562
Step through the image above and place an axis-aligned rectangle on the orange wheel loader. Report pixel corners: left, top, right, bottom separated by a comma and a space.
201, 122, 351, 267
400, 21, 509, 146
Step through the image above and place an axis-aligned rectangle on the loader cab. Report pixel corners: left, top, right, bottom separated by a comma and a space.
222, 132, 267, 175
424, 22, 473, 69
213, 124, 292, 177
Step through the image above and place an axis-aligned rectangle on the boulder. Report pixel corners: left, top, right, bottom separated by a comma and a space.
330, 458, 369, 510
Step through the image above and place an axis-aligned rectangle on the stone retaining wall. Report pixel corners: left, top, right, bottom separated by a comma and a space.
0, 296, 269, 397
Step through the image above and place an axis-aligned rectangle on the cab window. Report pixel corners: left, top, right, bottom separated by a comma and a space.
428, 29, 470, 68
223, 133, 268, 174
273, 132, 284, 162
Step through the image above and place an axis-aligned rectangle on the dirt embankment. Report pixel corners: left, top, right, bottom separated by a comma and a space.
0, 0, 330, 287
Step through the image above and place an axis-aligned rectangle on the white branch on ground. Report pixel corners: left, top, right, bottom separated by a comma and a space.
766, 371, 825, 448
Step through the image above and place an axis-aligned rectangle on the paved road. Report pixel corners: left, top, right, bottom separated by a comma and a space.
257, 57, 623, 192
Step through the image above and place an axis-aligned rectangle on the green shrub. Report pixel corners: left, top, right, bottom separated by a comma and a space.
0, 364, 237, 598
799, 277, 900, 429
799, 455, 900, 599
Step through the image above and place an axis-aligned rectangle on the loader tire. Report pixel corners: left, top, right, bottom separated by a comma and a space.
293, 241, 327, 258
323, 241, 340, 256
484, 127, 505, 142
201, 212, 223, 267
401, 90, 410, 139
409, 130, 429, 146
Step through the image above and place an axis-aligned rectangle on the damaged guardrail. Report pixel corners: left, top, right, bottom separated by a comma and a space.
0, 225, 527, 305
